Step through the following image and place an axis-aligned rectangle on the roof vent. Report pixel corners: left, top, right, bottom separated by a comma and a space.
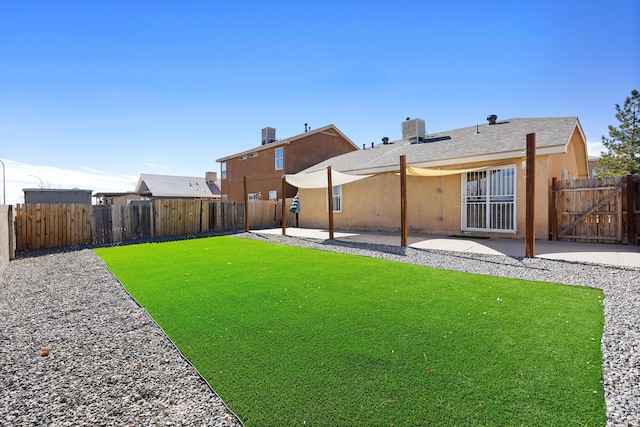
487, 115, 497, 125
402, 118, 426, 141
382, 137, 390, 144
261, 127, 276, 145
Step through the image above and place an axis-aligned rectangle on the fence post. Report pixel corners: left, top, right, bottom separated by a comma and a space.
627, 174, 636, 245
8, 205, 15, 260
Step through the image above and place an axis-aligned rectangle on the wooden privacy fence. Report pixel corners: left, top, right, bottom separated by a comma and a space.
552, 175, 639, 244
15, 199, 292, 251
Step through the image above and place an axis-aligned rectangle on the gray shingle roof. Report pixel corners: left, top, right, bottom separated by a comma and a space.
303, 117, 582, 174
136, 174, 221, 198
216, 124, 359, 162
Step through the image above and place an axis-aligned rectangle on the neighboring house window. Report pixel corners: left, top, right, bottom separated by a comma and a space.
221, 162, 227, 179
462, 166, 515, 233
222, 194, 228, 201
269, 190, 277, 201
326, 185, 342, 212
275, 147, 283, 170
248, 193, 260, 201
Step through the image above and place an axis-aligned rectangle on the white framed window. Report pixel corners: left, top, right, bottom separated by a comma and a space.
239, 155, 247, 161
221, 194, 228, 201
248, 193, 260, 201
275, 147, 283, 170
249, 152, 258, 158
325, 185, 342, 212
268, 190, 277, 201
221, 162, 227, 180
462, 166, 515, 233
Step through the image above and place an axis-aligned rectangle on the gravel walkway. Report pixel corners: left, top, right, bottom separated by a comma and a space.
1, 232, 638, 426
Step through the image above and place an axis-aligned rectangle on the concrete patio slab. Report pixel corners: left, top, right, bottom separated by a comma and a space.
251, 228, 640, 268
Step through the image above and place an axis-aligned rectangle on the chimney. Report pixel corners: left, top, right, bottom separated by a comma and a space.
205, 171, 217, 184
487, 115, 498, 125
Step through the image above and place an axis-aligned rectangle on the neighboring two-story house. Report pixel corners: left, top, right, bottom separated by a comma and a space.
216, 125, 359, 201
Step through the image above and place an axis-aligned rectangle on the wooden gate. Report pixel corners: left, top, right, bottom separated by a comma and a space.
552, 175, 639, 244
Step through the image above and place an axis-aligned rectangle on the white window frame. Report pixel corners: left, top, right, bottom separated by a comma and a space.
325, 185, 342, 212
461, 165, 516, 233
275, 147, 283, 170
268, 190, 277, 201
248, 193, 260, 201
221, 162, 227, 180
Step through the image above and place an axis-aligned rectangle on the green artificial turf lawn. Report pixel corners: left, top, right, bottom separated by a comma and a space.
95, 237, 605, 426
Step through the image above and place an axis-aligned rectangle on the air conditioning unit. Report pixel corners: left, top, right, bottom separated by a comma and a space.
261, 127, 276, 145
402, 118, 426, 141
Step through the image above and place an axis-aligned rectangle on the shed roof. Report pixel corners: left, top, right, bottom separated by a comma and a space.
303, 117, 585, 174
135, 174, 221, 198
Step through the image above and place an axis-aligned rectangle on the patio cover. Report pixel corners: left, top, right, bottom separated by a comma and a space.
284, 169, 373, 189
405, 160, 521, 177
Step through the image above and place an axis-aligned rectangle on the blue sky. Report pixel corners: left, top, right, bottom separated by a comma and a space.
0, 0, 638, 203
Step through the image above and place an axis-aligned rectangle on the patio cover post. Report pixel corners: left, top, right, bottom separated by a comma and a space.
327, 166, 334, 240
400, 155, 408, 247
525, 133, 536, 258
551, 177, 558, 241
281, 176, 286, 235
243, 176, 249, 232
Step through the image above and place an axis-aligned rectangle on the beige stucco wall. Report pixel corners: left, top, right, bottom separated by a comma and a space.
298, 156, 560, 239
547, 129, 590, 182
515, 155, 552, 239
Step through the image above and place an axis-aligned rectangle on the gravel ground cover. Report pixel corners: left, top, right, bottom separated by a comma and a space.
0, 248, 242, 427
1, 232, 638, 426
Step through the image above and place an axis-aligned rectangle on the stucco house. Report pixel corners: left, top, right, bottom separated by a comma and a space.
216, 124, 359, 202
293, 116, 589, 240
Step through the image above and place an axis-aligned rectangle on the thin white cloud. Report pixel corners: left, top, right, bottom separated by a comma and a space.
587, 139, 606, 158
77, 166, 112, 175
142, 162, 170, 169
0, 159, 138, 205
